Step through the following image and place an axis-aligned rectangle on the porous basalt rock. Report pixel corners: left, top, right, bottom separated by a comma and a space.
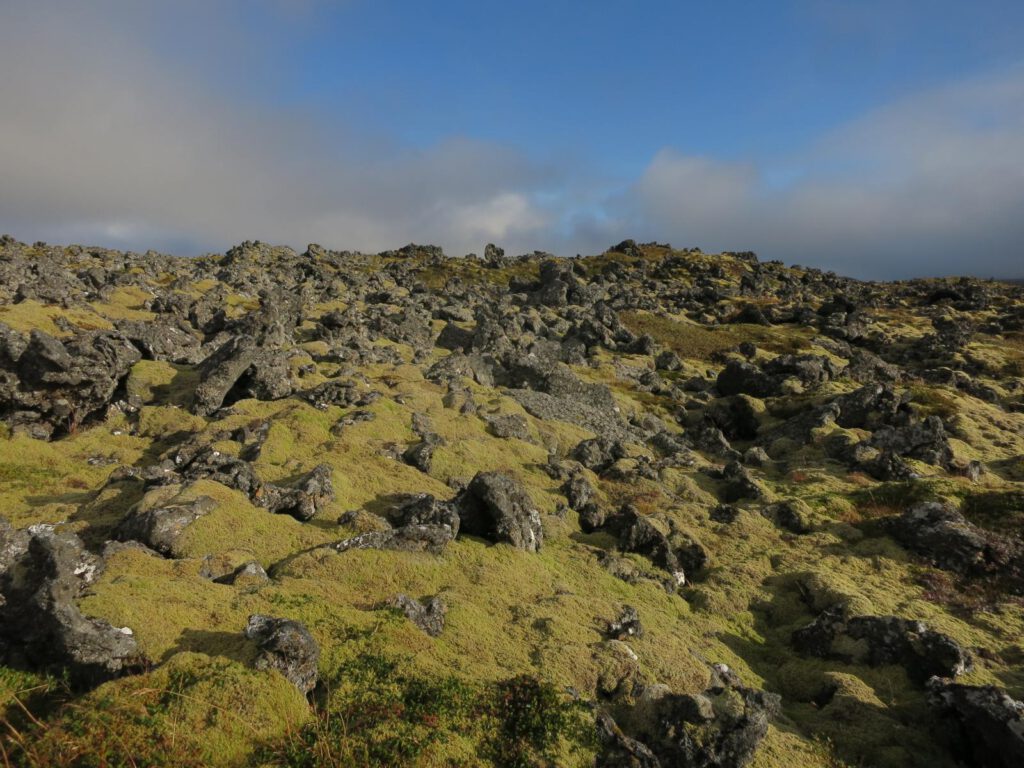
244, 614, 320, 695
792, 605, 973, 682
0, 525, 144, 685
606, 664, 781, 767
927, 679, 1024, 768
455, 471, 543, 552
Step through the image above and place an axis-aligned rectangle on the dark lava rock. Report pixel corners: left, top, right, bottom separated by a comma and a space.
709, 505, 741, 524
244, 614, 320, 695
388, 493, 461, 536
486, 413, 530, 440
192, 339, 293, 416
655, 350, 682, 372
114, 493, 216, 556
214, 561, 270, 586
456, 471, 543, 552
403, 432, 446, 473
608, 605, 643, 640
716, 361, 774, 399
1, 326, 142, 438
870, 415, 954, 469
718, 461, 764, 503
596, 710, 661, 768
304, 379, 379, 410
258, 464, 335, 521
562, 471, 606, 532
117, 318, 203, 364
572, 437, 628, 474
610, 663, 781, 768
792, 605, 972, 682
610, 505, 707, 585
927, 679, 1024, 768
331, 524, 456, 555
886, 502, 1021, 580
833, 383, 908, 430
175, 446, 263, 496
0, 525, 144, 685
388, 594, 447, 637
150, 447, 334, 522
759, 500, 810, 534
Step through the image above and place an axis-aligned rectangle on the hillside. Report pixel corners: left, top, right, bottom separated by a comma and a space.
1, 236, 1023, 767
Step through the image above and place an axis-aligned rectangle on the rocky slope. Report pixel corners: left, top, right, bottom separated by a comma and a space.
1, 235, 1023, 767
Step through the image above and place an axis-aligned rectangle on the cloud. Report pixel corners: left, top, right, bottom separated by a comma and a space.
1, 2, 1022, 278
0, 1, 560, 257
618, 68, 1024, 278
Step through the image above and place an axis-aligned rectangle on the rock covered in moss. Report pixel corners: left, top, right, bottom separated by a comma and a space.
0, 524, 143, 685
887, 501, 1022, 582
456, 471, 543, 552
133, 443, 334, 522
607, 663, 781, 767
602, 505, 707, 585
388, 593, 447, 637
792, 605, 973, 682
608, 605, 643, 640
486, 413, 530, 440
244, 614, 319, 695
596, 709, 661, 767
214, 560, 270, 586
927, 679, 1024, 768
760, 499, 811, 534
114, 490, 216, 557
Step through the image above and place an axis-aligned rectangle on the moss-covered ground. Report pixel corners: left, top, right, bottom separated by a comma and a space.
2, 244, 1023, 767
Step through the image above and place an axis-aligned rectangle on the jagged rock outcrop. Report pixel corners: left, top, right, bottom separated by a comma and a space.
456, 471, 543, 552
792, 605, 972, 682
0, 524, 143, 685
0, 326, 141, 438
605, 664, 780, 767
244, 614, 320, 695
927, 680, 1024, 768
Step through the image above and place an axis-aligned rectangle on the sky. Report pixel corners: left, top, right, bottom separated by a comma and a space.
0, 1, 1022, 279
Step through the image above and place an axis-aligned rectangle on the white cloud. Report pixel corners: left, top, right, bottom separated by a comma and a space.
620, 68, 1024, 277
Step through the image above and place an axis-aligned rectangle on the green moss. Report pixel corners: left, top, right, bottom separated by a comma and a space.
126, 360, 201, 407
6, 653, 309, 767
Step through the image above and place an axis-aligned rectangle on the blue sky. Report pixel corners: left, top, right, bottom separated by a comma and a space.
1, 1, 1022, 278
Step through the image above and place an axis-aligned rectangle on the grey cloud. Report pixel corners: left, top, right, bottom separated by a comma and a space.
616, 69, 1024, 279
0, 2, 562, 257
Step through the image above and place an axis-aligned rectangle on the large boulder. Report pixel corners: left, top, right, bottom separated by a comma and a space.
927, 680, 1024, 768
244, 614, 319, 695
609, 664, 780, 767
116, 318, 203, 364
456, 472, 543, 552
1, 326, 142, 438
0, 525, 143, 685
114, 489, 216, 557
869, 416, 954, 469
610, 505, 707, 585
887, 502, 1021, 581
792, 605, 972, 682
